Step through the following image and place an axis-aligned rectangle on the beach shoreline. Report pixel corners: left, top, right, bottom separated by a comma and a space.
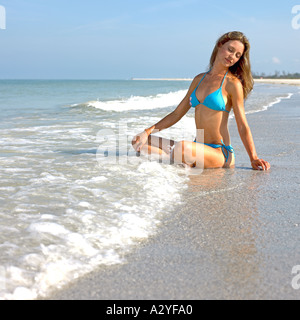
132, 78, 300, 86
49, 90, 300, 300
254, 79, 300, 86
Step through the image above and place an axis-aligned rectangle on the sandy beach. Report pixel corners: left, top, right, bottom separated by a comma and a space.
254, 79, 300, 86
2, 1, 300, 302
49, 87, 300, 300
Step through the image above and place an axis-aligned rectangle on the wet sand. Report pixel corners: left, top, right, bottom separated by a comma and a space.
49, 90, 300, 300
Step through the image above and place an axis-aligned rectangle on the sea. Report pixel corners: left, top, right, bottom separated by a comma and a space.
0, 78, 299, 299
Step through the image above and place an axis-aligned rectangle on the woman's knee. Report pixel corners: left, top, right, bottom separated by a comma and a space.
172, 141, 195, 164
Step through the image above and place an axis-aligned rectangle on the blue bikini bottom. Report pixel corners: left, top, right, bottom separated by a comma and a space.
194, 139, 235, 163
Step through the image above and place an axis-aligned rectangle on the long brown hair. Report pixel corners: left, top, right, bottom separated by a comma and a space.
209, 31, 253, 99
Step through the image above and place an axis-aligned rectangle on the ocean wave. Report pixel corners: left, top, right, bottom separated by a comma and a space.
72, 88, 295, 116
72, 90, 187, 112
0, 155, 189, 300
245, 92, 294, 115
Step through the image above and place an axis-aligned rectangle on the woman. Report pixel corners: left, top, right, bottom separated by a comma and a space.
132, 31, 270, 171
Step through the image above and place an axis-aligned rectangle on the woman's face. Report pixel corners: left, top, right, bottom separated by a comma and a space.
217, 40, 245, 67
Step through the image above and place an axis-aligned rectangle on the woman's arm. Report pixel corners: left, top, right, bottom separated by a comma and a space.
146, 75, 202, 133
145, 93, 192, 134
230, 78, 270, 170
132, 76, 199, 152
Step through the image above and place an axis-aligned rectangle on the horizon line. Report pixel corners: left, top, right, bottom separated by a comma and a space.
0, 77, 299, 82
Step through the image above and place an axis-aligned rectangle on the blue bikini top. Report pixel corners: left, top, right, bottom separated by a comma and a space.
189, 70, 229, 113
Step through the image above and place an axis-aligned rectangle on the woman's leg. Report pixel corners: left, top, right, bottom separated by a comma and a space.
171, 140, 235, 168
138, 134, 176, 161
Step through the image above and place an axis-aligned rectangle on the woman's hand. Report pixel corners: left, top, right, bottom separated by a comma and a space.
131, 130, 149, 152
251, 159, 271, 171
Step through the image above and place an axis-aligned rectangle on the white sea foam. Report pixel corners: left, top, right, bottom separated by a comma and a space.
74, 87, 294, 116
245, 92, 294, 115
0, 80, 298, 300
0, 152, 189, 300
78, 90, 187, 112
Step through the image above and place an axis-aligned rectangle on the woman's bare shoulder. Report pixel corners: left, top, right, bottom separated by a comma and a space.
192, 72, 207, 85
187, 73, 206, 92
194, 72, 206, 80
227, 72, 242, 84
226, 73, 243, 93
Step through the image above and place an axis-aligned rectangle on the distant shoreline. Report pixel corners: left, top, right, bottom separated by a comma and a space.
254, 78, 300, 85
131, 78, 193, 81
132, 78, 300, 85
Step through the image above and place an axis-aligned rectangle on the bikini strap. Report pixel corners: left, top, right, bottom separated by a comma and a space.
220, 71, 229, 87
220, 139, 234, 162
196, 70, 211, 89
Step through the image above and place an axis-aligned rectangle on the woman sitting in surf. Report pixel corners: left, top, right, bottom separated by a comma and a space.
132, 31, 270, 171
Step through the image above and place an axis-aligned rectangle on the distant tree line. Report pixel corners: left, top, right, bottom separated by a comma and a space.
252, 71, 300, 79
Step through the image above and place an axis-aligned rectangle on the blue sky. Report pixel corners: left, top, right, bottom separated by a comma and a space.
0, 0, 300, 79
